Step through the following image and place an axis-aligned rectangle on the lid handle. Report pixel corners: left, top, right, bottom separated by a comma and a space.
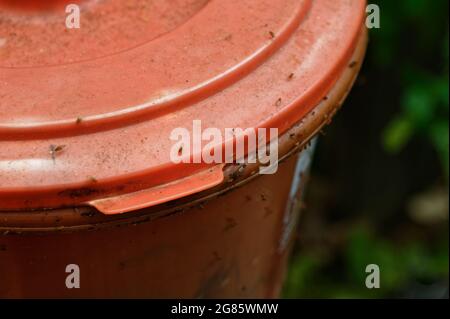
88, 165, 225, 215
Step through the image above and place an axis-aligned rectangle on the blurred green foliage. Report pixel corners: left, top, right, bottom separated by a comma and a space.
284, 226, 449, 298
284, 0, 449, 298
378, 0, 449, 178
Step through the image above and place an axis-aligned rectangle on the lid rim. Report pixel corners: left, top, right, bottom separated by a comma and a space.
0, 0, 367, 212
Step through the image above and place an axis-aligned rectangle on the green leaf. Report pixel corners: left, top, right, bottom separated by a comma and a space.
383, 117, 414, 153
402, 86, 435, 128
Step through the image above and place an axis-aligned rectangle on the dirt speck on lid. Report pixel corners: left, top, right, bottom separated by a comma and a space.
49, 144, 66, 162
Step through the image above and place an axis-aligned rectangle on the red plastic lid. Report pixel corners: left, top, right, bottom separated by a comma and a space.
0, 0, 366, 214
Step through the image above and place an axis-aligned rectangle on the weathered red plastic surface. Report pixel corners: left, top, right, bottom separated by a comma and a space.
0, 0, 366, 213
0, 0, 84, 11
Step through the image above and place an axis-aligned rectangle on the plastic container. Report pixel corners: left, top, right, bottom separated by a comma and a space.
0, 0, 367, 298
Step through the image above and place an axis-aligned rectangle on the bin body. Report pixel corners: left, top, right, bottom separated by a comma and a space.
0, 0, 367, 298
0, 151, 311, 298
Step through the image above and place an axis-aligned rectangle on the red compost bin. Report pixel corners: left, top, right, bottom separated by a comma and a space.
0, 0, 367, 298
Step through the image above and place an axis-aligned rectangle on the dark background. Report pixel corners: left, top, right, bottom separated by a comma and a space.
284, 0, 449, 298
